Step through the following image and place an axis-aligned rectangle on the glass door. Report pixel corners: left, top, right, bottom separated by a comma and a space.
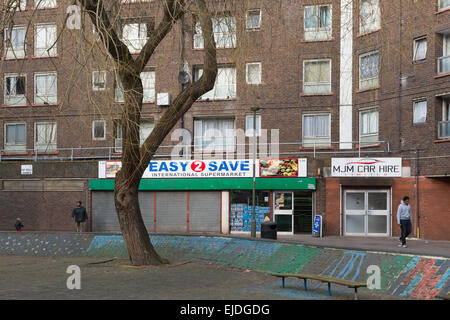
344, 190, 389, 236
273, 191, 294, 233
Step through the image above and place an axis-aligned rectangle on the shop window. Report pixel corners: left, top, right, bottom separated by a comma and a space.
194, 66, 236, 100
359, 0, 380, 35
35, 121, 57, 151
5, 74, 26, 106
304, 4, 332, 41
34, 72, 57, 104
359, 51, 379, 90
4, 122, 26, 152
303, 59, 331, 94
34, 24, 57, 57
230, 190, 270, 232
413, 100, 427, 124
4, 26, 26, 59
194, 118, 235, 152
302, 113, 331, 147
359, 109, 379, 146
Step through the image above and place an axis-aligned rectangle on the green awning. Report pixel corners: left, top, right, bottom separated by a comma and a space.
89, 177, 316, 191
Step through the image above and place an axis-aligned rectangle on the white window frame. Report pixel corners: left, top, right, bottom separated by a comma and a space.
4, 26, 26, 59
122, 23, 148, 53
194, 66, 236, 100
246, 62, 262, 85
413, 37, 427, 62
359, 0, 381, 35
139, 119, 154, 146
34, 24, 57, 57
4, 122, 26, 152
92, 120, 106, 141
246, 9, 261, 30
413, 100, 427, 124
34, 121, 57, 152
439, 98, 450, 139
302, 113, 331, 148
34, 72, 57, 105
245, 114, 261, 137
303, 59, 332, 95
34, 0, 57, 9
304, 4, 332, 41
4, 74, 26, 106
141, 70, 155, 103
92, 71, 106, 91
193, 118, 236, 152
359, 108, 379, 146
193, 14, 236, 49
359, 51, 379, 91
439, 0, 450, 11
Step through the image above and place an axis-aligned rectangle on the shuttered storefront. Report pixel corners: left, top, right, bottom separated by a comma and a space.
189, 191, 221, 233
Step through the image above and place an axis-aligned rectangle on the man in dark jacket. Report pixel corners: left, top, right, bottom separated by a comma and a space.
72, 201, 88, 232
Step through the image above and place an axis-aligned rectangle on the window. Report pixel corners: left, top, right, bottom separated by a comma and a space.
439, 98, 450, 139
92, 71, 106, 91
141, 70, 155, 103
359, 51, 379, 90
359, 109, 379, 146
304, 5, 332, 41
92, 120, 106, 140
413, 37, 427, 62
114, 121, 122, 152
115, 76, 124, 102
413, 100, 427, 124
439, 0, 450, 11
4, 26, 26, 59
245, 114, 261, 137
194, 66, 236, 100
194, 118, 235, 152
438, 34, 450, 75
6, 0, 26, 11
4, 123, 26, 152
140, 120, 154, 146
35, 24, 57, 57
302, 113, 331, 147
34, 0, 57, 9
303, 59, 331, 94
359, 0, 380, 35
34, 72, 57, 104
246, 62, 262, 85
122, 23, 147, 53
5, 74, 26, 106
194, 14, 236, 49
246, 10, 261, 30
35, 121, 56, 151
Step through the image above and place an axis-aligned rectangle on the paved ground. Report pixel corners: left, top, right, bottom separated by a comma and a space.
0, 255, 407, 300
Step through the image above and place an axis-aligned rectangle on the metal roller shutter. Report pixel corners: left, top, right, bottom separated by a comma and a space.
156, 192, 187, 232
189, 192, 221, 232
92, 191, 154, 233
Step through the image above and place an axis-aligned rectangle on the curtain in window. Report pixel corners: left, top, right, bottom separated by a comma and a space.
304, 114, 329, 137
246, 63, 261, 84
414, 39, 427, 61
6, 76, 25, 96
36, 122, 56, 145
35, 74, 57, 103
246, 11, 260, 29
413, 101, 427, 123
320, 6, 331, 28
360, 53, 379, 80
35, 25, 57, 56
6, 124, 26, 144
141, 71, 155, 102
245, 115, 261, 136
213, 16, 236, 48
194, 118, 235, 151
196, 67, 236, 99
305, 6, 330, 29
361, 111, 378, 135
123, 23, 147, 52
139, 121, 154, 146
304, 60, 331, 94
5, 28, 25, 48
360, 0, 380, 34
35, 0, 57, 8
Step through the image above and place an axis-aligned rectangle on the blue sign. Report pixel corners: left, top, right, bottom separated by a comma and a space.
313, 215, 322, 237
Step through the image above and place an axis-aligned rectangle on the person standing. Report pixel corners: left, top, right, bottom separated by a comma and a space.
397, 196, 412, 248
72, 201, 88, 232
15, 218, 24, 232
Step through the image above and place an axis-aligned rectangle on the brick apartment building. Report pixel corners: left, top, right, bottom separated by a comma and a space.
0, 0, 449, 240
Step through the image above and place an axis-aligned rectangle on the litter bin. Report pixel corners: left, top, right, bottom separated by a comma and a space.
261, 221, 277, 240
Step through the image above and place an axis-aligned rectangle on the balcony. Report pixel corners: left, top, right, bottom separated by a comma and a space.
437, 56, 450, 75
438, 121, 450, 139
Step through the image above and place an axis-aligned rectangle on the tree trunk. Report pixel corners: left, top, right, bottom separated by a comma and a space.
114, 172, 167, 266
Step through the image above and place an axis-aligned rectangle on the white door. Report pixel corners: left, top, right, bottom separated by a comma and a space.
273, 191, 294, 234
344, 190, 389, 236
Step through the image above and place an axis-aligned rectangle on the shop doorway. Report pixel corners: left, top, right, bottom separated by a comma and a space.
344, 190, 390, 236
273, 191, 313, 234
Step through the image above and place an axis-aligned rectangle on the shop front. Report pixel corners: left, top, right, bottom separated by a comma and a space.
328, 157, 402, 237
90, 159, 316, 235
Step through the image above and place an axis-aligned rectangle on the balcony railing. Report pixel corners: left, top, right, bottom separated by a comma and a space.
437, 56, 450, 75
438, 121, 450, 139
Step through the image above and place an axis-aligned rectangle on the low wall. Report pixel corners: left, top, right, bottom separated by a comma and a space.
1, 232, 448, 300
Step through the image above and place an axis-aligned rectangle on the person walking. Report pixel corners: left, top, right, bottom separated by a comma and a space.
15, 218, 24, 232
397, 196, 412, 248
72, 201, 88, 232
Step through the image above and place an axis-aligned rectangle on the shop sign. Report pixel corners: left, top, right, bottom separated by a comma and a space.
21, 164, 33, 175
99, 158, 308, 179
331, 158, 402, 177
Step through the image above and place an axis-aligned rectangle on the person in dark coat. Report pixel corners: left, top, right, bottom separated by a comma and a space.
15, 218, 24, 232
72, 201, 88, 232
